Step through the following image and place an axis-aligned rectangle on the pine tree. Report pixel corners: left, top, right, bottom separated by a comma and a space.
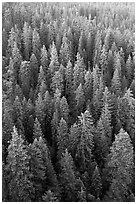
75, 83, 85, 115
2, 100, 14, 162
57, 118, 68, 159
100, 102, 112, 146
19, 61, 31, 99
11, 42, 22, 84
107, 49, 114, 87
117, 89, 135, 144
38, 137, 58, 190
39, 20, 49, 48
49, 41, 60, 77
39, 80, 47, 98
22, 22, 32, 60
51, 70, 64, 94
125, 55, 133, 87
29, 138, 46, 201
59, 32, 71, 66
100, 45, 108, 86
12, 96, 24, 134
32, 28, 41, 61
111, 68, 121, 96
92, 64, 101, 96
106, 128, 134, 201
33, 118, 44, 140
6, 27, 17, 58
73, 52, 85, 91
84, 69, 93, 101
94, 118, 109, 167
60, 96, 69, 123
93, 30, 102, 67
35, 93, 45, 131
59, 149, 77, 201
104, 28, 114, 51
30, 53, 39, 89
42, 190, 59, 202
2, 28, 8, 56
65, 60, 74, 108
91, 166, 102, 198
40, 45, 49, 87
69, 110, 94, 171
6, 126, 34, 201
86, 31, 95, 69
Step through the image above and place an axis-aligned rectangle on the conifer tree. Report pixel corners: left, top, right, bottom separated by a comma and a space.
2, 28, 8, 56
30, 53, 39, 89
75, 83, 85, 115
32, 28, 41, 61
69, 110, 94, 171
65, 60, 75, 110
73, 52, 85, 91
35, 93, 45, 130
117, 89, 135, 144
111, 68, 121, 96
59, 149, 77, 201
12, 96, 24, 134
94, 118, 109, 167
59, 32, 71, 67
40, 45, 49, 87
100, 45, 108, 86
33, 118, 44, 140
104, 28, 114, 51
42, 190, 59, 202
6, 27, 17, 58
60, 96, 69, 123
49, 41, 60, 77
19, 61, 31, 99
57, 118, 68, 159
40, 45, 49, 73
2, 101, 14, 161
51, 70, 64, 94
125, 55, 133, 87
6, 126, 34, 202
22, 22, 32, 60
29, 138, 46, 201
84, 70, 93, 101
93, 31, 102, 67
38, 137, 58, 190
106, 129, 134, 201
11, 42, 22, 84
100, 102, 112, 146
107, 49, 114, 86
91, 166, 102, 198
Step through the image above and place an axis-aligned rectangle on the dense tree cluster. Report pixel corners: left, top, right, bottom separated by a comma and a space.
2, 2, 135, 202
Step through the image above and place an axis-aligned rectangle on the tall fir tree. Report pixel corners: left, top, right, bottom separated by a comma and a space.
32, 28, 41, 62
60, 96, 69, 123
106, 129, 134, 201
111, 68, 121, 96
59, 32, 71, 67
30, 53, 39, 89
75, 83, 85, 115
57, 118, 69, 159
33, 117, 44, 140
22, 22, 32, 60
29, 138, 46, 201
49, 41, 60, 77
73, 52, 85, 91
19, 61, 31, 99
6, 126, 34, 201
59, 149, 77, 201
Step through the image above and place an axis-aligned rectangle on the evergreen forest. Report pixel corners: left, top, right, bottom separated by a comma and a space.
2, 2, 135, 202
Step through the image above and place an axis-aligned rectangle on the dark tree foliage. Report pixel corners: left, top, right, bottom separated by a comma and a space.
2, 2, 135, 202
